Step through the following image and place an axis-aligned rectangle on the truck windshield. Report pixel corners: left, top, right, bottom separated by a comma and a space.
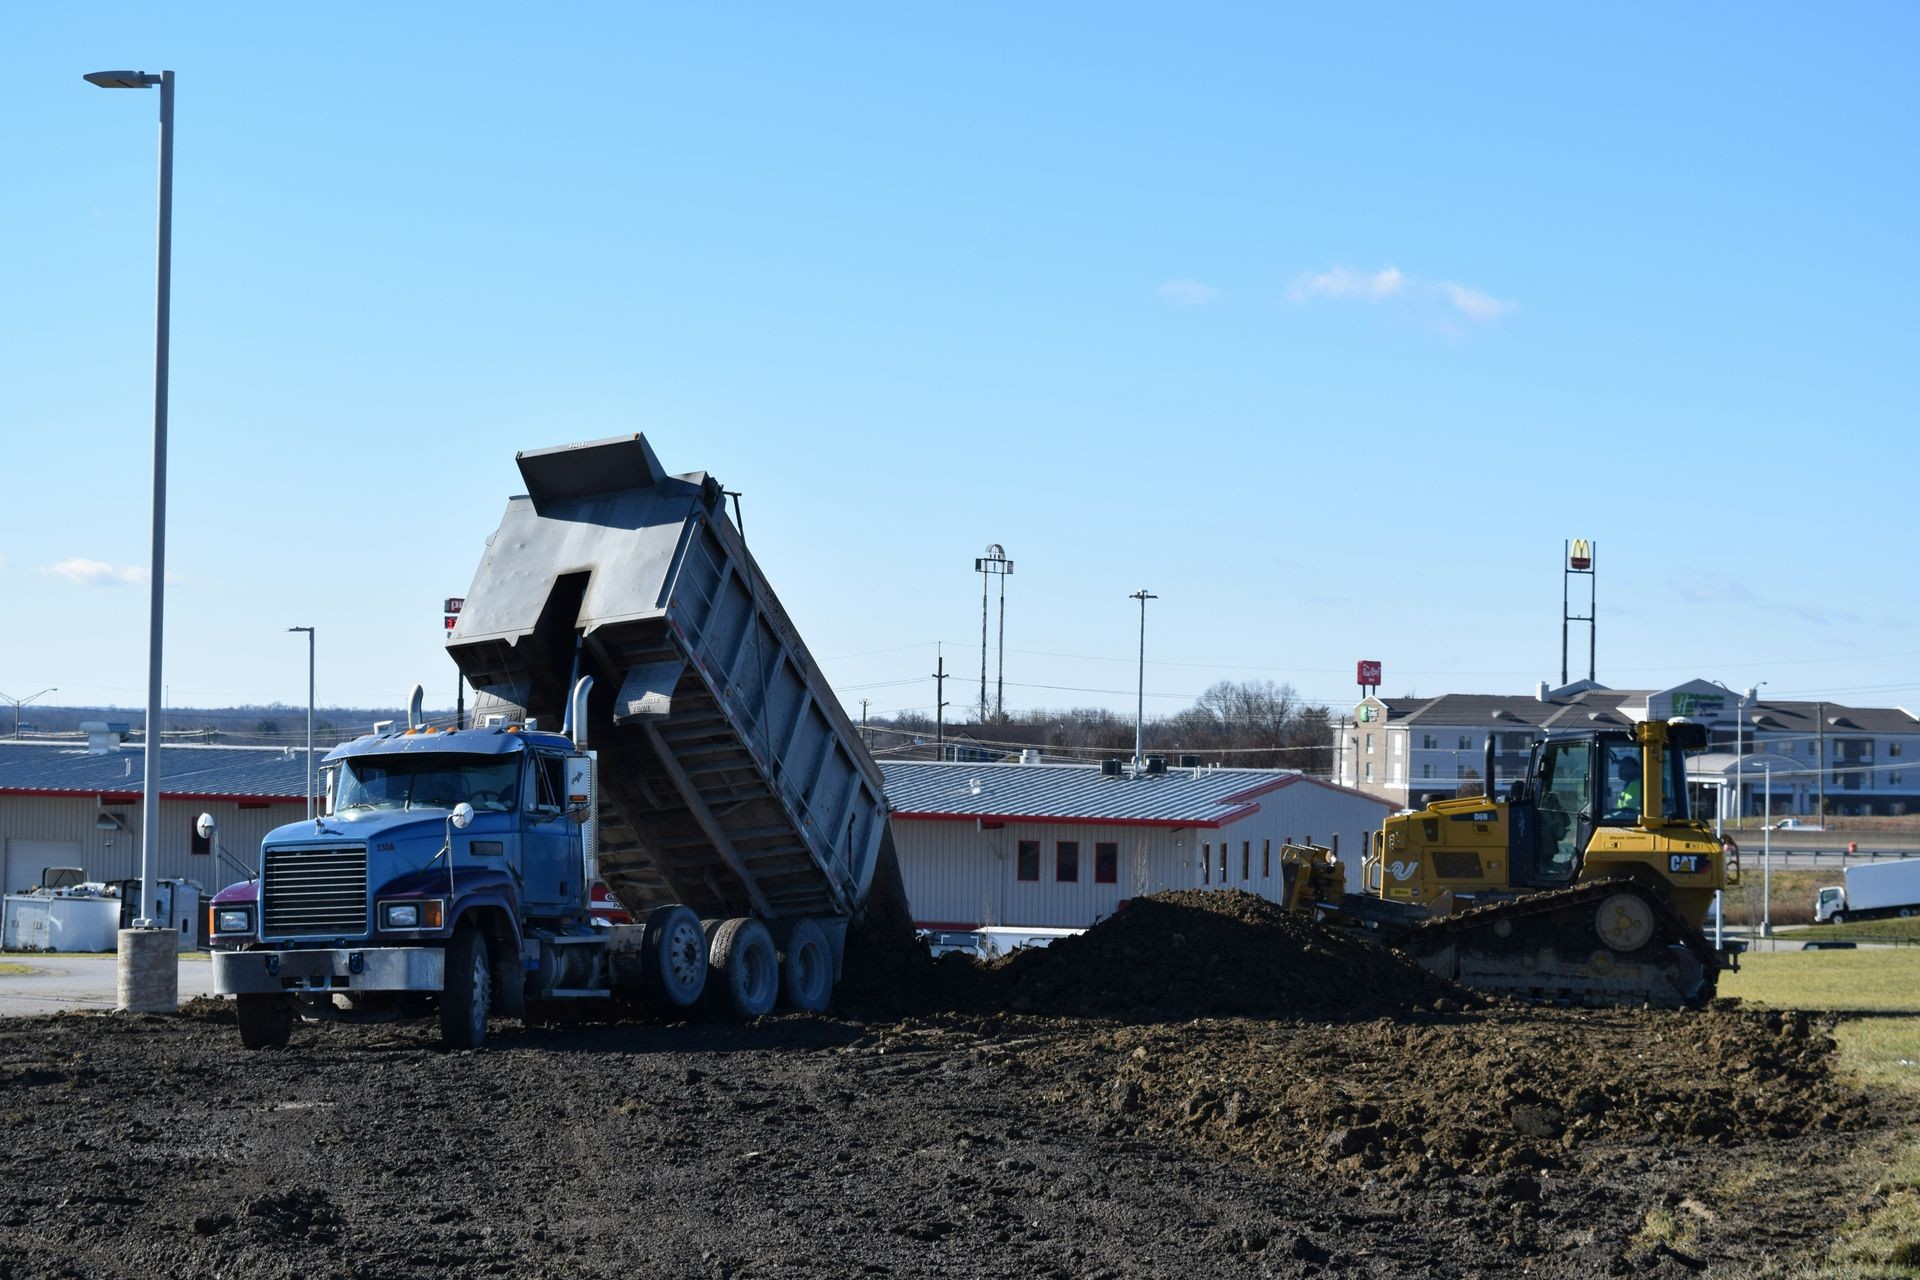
334, 753, 520, 814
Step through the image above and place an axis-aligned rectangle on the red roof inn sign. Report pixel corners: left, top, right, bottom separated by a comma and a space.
1356, 660, 1382, 688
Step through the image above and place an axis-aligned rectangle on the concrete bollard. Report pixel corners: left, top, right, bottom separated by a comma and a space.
116, 927, 179, 1013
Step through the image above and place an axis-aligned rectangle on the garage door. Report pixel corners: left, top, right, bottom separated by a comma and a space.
4, 839, 84, 896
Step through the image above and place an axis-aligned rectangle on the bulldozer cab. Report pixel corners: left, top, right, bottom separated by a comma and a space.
1516, 724, 1701, 887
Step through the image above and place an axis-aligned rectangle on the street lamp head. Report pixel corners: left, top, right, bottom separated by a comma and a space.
84, 70, 163, 89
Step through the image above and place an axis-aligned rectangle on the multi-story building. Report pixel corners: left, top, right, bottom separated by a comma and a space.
1331, 679, 1920, 819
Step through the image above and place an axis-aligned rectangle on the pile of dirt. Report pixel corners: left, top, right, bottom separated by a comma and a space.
991, 889, 1461, 1021
1030, 1005, 1876, 1184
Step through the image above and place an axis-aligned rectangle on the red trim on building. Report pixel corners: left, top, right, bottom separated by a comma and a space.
891, 809, 1231, 830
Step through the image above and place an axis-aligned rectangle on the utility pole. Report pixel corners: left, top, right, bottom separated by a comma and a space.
1, 688, 56, 739
1816, 700, 1827, 818
1130, 589, 1157, 766
931, 645, 950, 761
859, 698, 870, 748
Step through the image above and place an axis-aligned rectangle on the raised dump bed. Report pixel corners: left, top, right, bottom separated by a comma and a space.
446, 434, 890, 927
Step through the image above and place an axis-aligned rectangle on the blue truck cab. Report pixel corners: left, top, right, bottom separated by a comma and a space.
210, 698, 615, 1049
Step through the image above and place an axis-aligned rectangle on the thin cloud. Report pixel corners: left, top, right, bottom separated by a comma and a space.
1439, 282, 1515, 322
1290, 263, 1515, 325
1288, 265, 1405, 304
42, 557, 148, 586
1158, 279, 1222, 306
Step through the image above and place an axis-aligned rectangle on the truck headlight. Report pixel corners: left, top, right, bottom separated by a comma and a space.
379, 900, 443, 930
215, 907, 253, 934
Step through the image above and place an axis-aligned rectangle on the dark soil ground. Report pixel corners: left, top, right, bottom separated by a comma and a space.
0, 892, 1903, 1278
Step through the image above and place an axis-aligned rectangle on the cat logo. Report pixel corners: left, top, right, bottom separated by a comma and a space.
1569, 539, 1592, 571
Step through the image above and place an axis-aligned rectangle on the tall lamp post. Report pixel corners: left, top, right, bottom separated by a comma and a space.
289, 627, 315, 817
1129, 589, 1157, 767
1709, 680, 1764, 831
1757, 759, 1780, 939
1, 688, 56, 738
88, 67, 177, 1011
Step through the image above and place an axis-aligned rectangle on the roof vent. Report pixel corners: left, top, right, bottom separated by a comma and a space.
1146, 755, 1168, 775
1019, 748, 1041, 765
79, 722, 128, 754
1536, 681, 1549, 702
1100, 759, 1123, 778
1179, 754, 1201, 768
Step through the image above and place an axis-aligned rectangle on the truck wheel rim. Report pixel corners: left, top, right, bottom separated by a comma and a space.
470, 947, 490, 1040
666, 919, 704, 995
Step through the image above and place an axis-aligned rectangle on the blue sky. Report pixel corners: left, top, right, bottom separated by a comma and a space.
2, 5, 1915, 725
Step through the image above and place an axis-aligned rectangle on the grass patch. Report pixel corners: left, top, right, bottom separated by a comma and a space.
1721, 951, 1920, 1014
1788, 1019, 1920, 1277
1723, 867, 1830, 927
1784, 918, 1920, 947
0, 961, 36, 976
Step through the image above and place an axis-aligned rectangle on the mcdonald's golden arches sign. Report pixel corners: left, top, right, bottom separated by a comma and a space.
1569, 539, 1592, 571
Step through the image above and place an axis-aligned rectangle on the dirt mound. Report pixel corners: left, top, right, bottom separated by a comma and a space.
991, 889, 1460, 1021
1034, 1005, 1875, 1185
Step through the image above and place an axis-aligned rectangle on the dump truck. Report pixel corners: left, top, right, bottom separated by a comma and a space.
211, 435, 895, 1048
1815, 859, 1920, 924
1281, 719, 1739, 1008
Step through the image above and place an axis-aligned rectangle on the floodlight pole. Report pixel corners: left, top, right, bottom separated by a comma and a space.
85, 69, 174, 930
289, 627, 315, 817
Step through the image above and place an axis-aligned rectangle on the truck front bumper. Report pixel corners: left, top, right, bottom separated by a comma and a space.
214, 947, 445, 996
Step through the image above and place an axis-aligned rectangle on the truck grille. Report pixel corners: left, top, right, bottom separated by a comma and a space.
262, 846, 369, 938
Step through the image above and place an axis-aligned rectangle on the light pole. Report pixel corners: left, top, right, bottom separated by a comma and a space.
1129, 589, 1157, 766
289, 627, 315, 817
88, 66, 176, 1010
974, 545, 1012, 722
1, 688, 56, 738
1758, 759, 1777, 939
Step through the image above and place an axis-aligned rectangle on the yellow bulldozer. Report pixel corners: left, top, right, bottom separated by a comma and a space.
1283, 718, 1740, 1007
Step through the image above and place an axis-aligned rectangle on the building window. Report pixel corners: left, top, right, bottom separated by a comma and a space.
1055, 841, 1079, 883
190, 820, 211, 856
1202, 842, 1210, 884
1892, 743, 1905, 758
1422, 763, 1433, 779
1422, 734, 1437, 750
1262, 839, 1271, 878
1365, 763, 1374, 782
1219, 844, 1227, 881
1017, 840, 1039, 882
1094, 842, 1118, 885
1458, 735, 1470, 750
1241, 841, 1250, 880
1365, 733, 1375, 754
1893, 773, 1904, 787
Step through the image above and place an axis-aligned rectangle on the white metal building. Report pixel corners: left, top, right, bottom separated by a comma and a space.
0, 731, 307, 900
879, 759, 1393, 931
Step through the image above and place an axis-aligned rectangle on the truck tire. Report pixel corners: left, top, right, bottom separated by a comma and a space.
708, 917, 778, 1018
779, 918, 833, 1013
642, 904, 708, 1010
1832, 912, 1848, 926
236, 994, 292, 1050
440, 925, 492, 1050
1901, 908, 1915, 920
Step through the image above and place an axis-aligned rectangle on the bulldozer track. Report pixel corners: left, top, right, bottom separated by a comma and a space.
1392, 878, 1720, 1009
